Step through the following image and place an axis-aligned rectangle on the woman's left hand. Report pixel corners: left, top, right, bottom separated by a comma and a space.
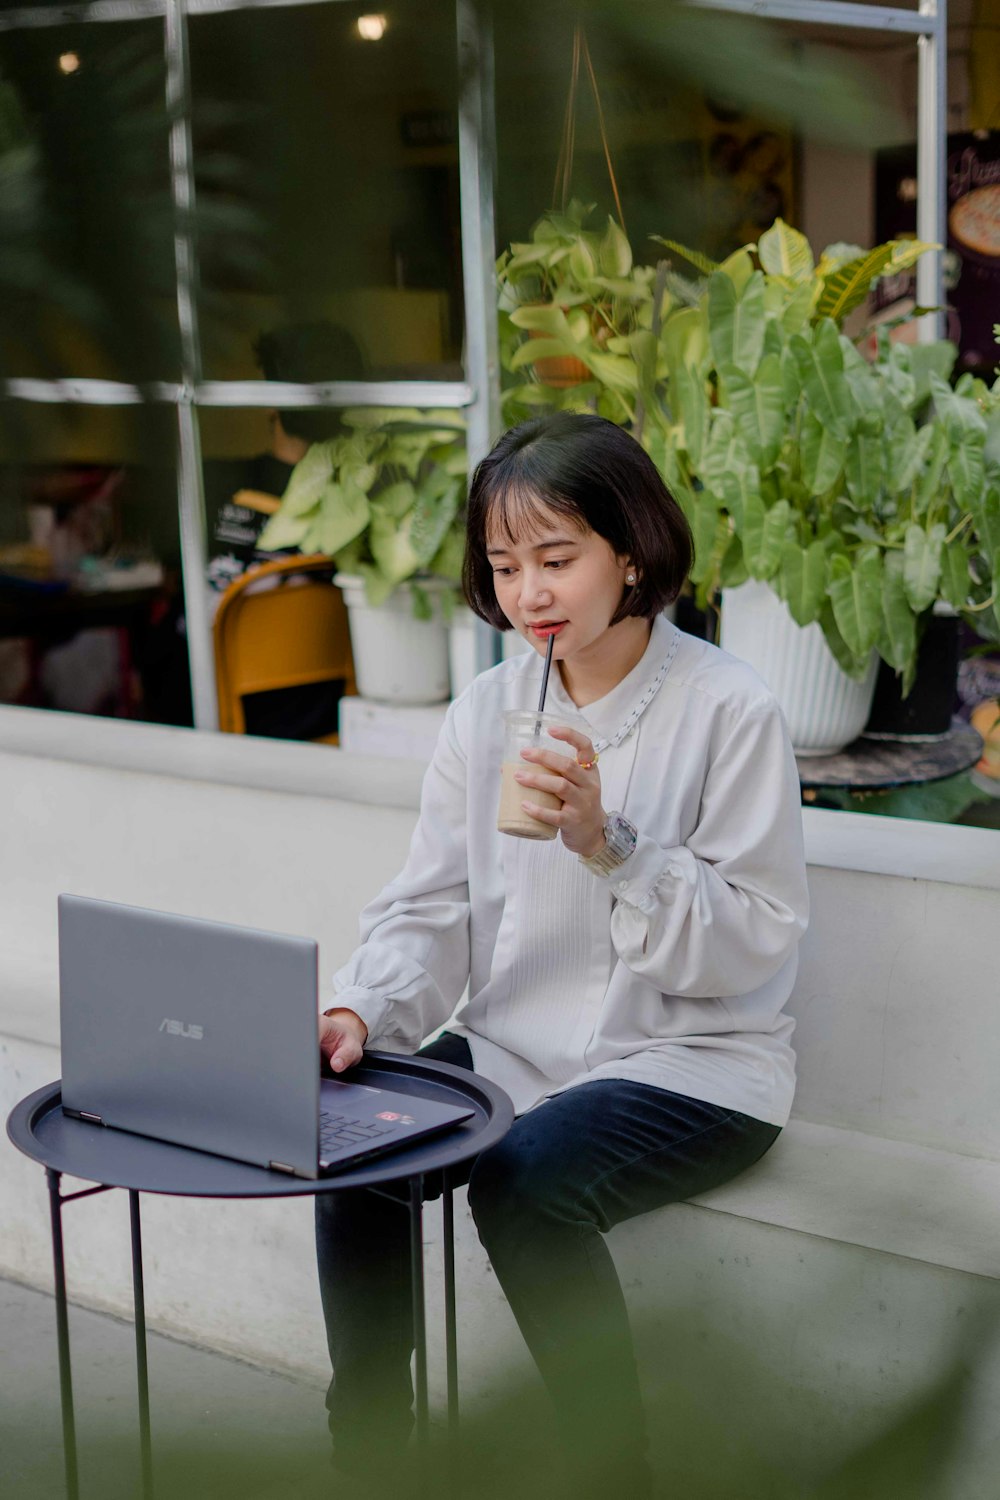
515, 725, 607, 859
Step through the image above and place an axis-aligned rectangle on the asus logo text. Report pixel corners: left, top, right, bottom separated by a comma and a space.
159, 1018, 204, 1040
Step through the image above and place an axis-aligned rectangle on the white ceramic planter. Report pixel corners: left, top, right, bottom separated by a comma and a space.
334, 574, 452, 705
720, 580, 878, 757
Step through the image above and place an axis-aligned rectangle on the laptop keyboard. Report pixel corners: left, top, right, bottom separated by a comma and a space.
319, 1109, 394, 1155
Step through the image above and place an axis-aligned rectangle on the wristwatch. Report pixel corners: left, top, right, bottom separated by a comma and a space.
580, 811, 638, 876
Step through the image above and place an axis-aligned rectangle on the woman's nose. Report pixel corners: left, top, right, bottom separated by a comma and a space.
518, 570, 553, 609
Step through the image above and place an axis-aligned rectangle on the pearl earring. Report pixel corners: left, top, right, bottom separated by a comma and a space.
626, 572, 636, 585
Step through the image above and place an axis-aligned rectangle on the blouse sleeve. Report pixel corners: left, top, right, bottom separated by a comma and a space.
600, 697, 809, 998
328, 697, 471, 1051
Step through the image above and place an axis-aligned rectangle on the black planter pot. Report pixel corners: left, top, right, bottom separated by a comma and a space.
863, 613, 961, 740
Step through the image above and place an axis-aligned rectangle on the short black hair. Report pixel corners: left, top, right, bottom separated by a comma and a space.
253, 321, 365, 443
462, 412, 692, 630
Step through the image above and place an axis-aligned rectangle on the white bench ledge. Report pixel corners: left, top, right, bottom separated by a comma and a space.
693, 1118, 1000, 1282
0, 705, 426, 810
2, 705, 998, 890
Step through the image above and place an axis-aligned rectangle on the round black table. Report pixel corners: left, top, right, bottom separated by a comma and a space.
796, 718, 983, 792
6, 1051, 514, 1500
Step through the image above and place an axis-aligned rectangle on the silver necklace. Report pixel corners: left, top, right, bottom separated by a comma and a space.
590, 626, 681, 755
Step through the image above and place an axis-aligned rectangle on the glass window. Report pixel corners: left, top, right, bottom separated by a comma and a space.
0, 402, 190, 726
189, 0, 463, 382
0, 20, 180, 385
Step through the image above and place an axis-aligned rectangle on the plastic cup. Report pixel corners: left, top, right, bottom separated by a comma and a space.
497, 709, 578, 841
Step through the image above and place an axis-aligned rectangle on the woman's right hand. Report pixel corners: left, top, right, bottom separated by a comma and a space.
319, 1008, 369, 1073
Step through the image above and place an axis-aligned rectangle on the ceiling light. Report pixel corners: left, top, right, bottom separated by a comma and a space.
58, 52, 81, 75
356, 14, 387, 41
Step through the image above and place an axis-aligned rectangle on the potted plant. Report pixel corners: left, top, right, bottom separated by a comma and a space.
496, 199, 657, 426
643, 218, 1000, 754
257, 408, 467, 704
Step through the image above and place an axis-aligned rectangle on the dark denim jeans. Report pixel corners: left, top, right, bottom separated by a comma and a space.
315, 1032, 780, 1496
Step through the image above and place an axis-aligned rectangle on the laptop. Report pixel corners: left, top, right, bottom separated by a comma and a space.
58, 894, 474, 1179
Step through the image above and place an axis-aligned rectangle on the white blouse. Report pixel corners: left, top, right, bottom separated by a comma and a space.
331, 614, 810, 1126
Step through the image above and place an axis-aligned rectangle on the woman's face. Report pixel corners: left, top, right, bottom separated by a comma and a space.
486, 501, 633, 663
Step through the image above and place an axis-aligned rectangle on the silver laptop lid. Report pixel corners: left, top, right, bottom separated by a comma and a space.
59, 895, 321, 1177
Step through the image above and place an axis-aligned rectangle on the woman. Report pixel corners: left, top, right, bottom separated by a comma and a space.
316, 412, 809, 1496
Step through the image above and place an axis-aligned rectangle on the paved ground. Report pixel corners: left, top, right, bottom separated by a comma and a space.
2, 1276, 347, 1500
2, 1277, 557, 1500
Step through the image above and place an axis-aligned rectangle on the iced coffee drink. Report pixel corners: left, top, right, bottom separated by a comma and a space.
498, 710, 576, 841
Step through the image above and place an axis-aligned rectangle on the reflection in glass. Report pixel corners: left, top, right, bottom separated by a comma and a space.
0, 403, 191, 727
190, 0, 463, 382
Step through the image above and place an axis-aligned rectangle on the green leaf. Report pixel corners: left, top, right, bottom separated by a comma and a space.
688, 492, 723, 586
675, 365, 709, 468
255, 510, 312, 551
903, 522, 945, 613
509, 304, 574, 337
719, 533, 749, 590
780, 539, 829, 626
930, 372, 988, 442
410, 582, 433, 622
814, 239, 938, 324
708, 270, 766, 376
358, 563, 396, 608
369, 508, 420, 585
719, 247, 756, 293
878, 550, 917, 674
845, 430, 884, 508
757, 219, 815, 282
829, 546, 883, 657
971, 488, 1000, 559
792, 320, 855, 440
780, 345, 802, 410
717, 465, 760, 533
660, 306, 707, 384
373, 480, 416, 519
818, 596, 866, 677
914, 426, 950, 514
781, 282, 814, 335
598, 216, 633, 277
580, 351, 639, 393
885, 417, 926, 494
568, 237, 598, 283
276, 439, 338, 519
700, 410, 752, 488
719, 354, 784, 469
742, 496, 790, 580
939, 538, 971, 611
948, 436, 986, 512
508, 337, 579, 371
313, 480, 372, 557
800, 411, 847, 494
651, 237, 720, 277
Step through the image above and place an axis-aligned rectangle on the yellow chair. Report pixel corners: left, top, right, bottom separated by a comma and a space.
213, 553, 356, 742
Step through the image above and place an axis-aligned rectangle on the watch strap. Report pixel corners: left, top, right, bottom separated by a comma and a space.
580, 812, 637, 875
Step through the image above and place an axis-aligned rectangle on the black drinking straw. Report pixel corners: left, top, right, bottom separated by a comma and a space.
534, 632, 555, 734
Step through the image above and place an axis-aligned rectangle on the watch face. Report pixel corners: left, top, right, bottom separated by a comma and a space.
606, 813, 637, 859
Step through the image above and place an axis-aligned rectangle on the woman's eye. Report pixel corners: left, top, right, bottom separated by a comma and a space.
492, 567, 515, 577
545, 560, 569, 569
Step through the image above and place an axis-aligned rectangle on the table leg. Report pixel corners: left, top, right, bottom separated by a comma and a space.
129, 1191, 155, 1500
443, 1171, 460, 1496
46, 1168, 80, 1500
408, 1175, 429, 1492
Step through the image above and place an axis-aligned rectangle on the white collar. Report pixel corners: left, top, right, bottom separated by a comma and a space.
542, 613, 681, 754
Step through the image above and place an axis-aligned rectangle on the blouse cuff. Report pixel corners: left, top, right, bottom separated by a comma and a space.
323, 985, 392, 1042
588, 830, 689, 912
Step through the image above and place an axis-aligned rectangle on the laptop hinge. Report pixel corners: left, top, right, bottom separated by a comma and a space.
64, 1108, 104, 1126
268, 1160, 300, 1176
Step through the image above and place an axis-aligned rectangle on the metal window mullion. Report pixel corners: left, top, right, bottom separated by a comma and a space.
166, 0, 216, 730
686, 0, 944, 34
915, 0, 947, 343
457, 0, 501, 675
